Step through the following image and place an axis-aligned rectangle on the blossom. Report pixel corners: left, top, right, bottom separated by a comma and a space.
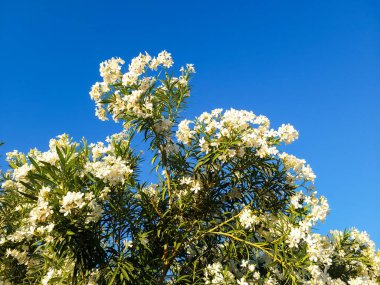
89, 142, 110, 160
301, 164, 316, 182
287, 226, 306, 248
279, 152, 316, 183
29, 201, 53, 224
348, 276, 378, 285
59, 191, 86, 216
99, 186, 111, 200
155, 50, 174, 68
99, 57, 125, 85
264, 277, 278, 285
122, 55, 146, 86
241, 259, 249, 268
89, 81, 109, 101
176, 119, 194, 145
278, 123, 299, 144
12, 163, 33, 181
237, 277, 249, 285
239, 208, 259, 229
186, 63, 195, 73
204, 262, 236, 284
2, 179, 16, 189
199, 137, 210, 152
180, 176, 193, 185
308, 194, 329, 223
85, 155, 133, 186
290, 191, 304, 209
128, 52, 151, 75
95, 104, 108, 121
41, 268, 54, 285
123, 239, 133, 248
190, 181, 201, 193
85, 199, 103, 224
5, 248, 29, 265
306, 234, 333, 265
154, 118, 173, 133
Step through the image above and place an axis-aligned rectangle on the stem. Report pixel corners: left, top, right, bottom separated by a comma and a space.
159, 145, 173, 207
209, 231, 272, 256
159, 240, 170, 284
205, 208, 247, 234
159, 221, 198, 284
207, 231, 294, 275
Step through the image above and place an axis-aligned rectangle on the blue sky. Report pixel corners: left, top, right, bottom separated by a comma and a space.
1, 0, 379, 244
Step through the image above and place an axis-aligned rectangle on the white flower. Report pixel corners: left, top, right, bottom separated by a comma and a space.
90, 142, 110, 160
99, 57, 124, 85
186, 63, 195, 73
154, 118, 173, 133
308, 195, 329, 223
5, 248, 29, 265
59, 191, 86, 216
123, 239, 133, 248
239, 208, 259, 229
39, 186, 51, 200
237, 277, 248, 285
306, 234, 333, 265
2, 180, 16, 189
278, 124, 299, 144
248, 264, 256, 272
301, 164, 316, 182
156, 50, 174, 68
176, 119, 194, 145
264, 277, 278, 285
348, 276, 378, 285
279, 152, 316, 183
286, 226, 306, 248
41, 268, 55, 285
86, 199, 103, 224
241, 259, 248, 267
180, 176, 193, 185
128, 52, 151, 75
29, 201, 53, 224
89, 81, 109, 101
95, 105, 108, 121
12, 164, 33, 181
290, 191, 304, 209
199, 137, 210, 153
85, 155, 133, 186
190, 181, 201, 194
99, 187, 111, 200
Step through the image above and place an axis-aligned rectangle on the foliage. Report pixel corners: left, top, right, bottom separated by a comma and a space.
0, 51, 379, 285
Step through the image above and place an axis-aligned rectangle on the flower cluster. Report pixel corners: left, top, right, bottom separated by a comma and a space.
203, 260, 277, 285
89, 50, 195, 123
239, 208, 260, 229
176, 108, 315, 184
0, 132, 137, 283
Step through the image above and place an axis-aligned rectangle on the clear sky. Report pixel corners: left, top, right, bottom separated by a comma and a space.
1, 0, 379, 245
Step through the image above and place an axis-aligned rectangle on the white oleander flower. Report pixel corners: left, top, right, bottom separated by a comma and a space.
176, 119, 194, 145
99, 57, 125, 85
85, 155, 133, 186
123, 239, 133, 248
278, 123, 299, 144
239, 208, 259, 229
59, 191, 86, 216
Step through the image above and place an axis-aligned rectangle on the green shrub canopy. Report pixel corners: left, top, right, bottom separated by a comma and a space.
0, 51, 379, 285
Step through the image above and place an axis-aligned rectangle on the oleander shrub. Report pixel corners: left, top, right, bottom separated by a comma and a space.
0, 51, 379, 285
